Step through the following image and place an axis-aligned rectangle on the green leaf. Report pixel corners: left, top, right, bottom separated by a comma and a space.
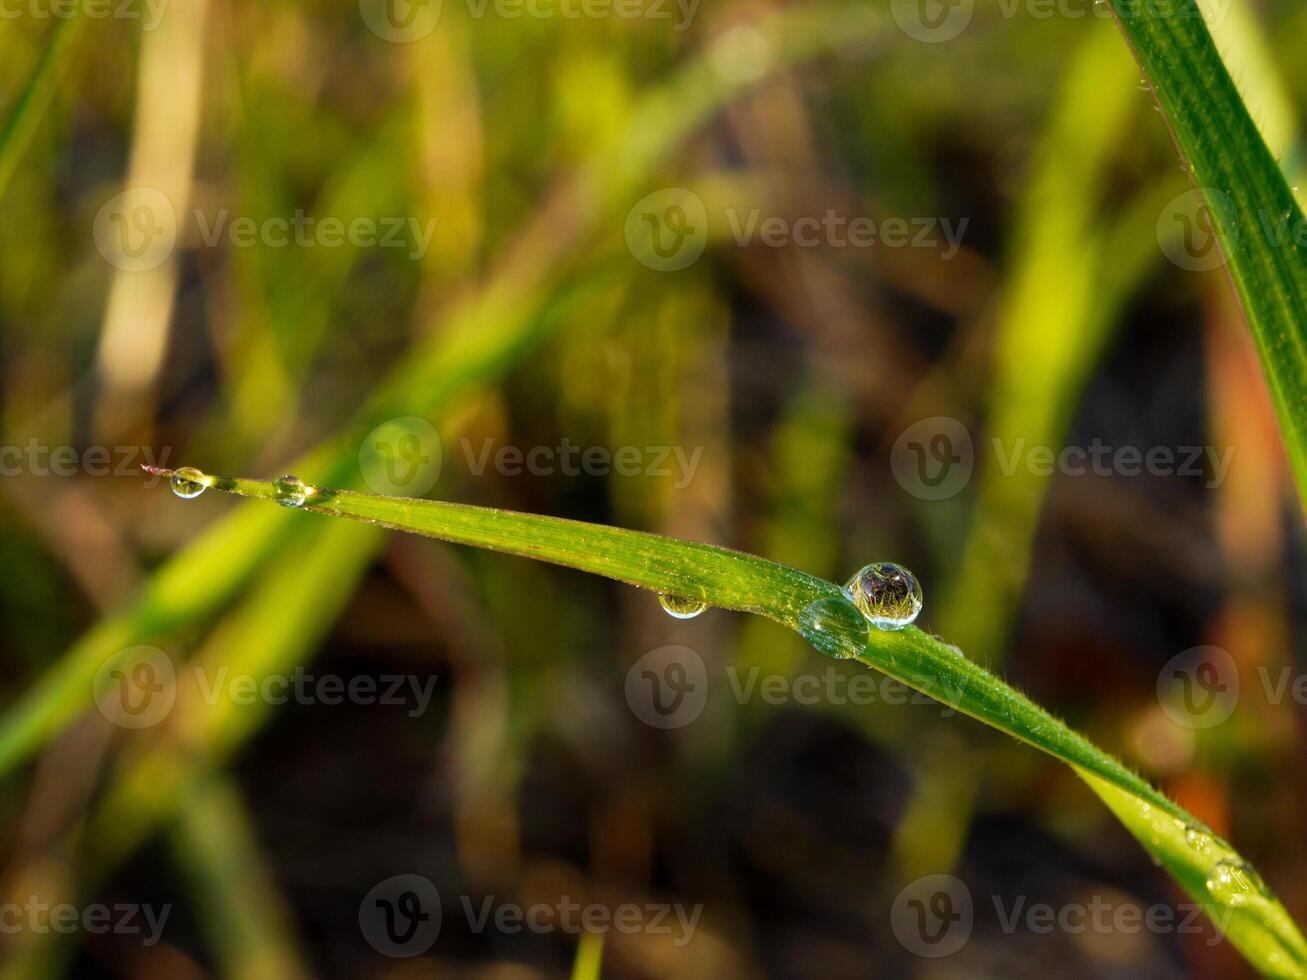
1112, 0, 1307, 507
144, 466, 1307, 978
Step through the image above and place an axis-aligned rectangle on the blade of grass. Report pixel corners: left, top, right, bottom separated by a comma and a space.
172, 776, 313, 980
896, 26, 1163, 878
1110, 0, 1307, 509
144, 467, 1307, 977
570, 932, 604, 980
0, 16, 79, 201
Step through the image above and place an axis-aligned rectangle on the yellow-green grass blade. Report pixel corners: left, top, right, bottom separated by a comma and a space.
0, 16, 79, 200
145, 467, 1307, 977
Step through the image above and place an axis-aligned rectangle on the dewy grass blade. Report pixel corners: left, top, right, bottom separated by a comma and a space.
1110, 0, 1307, 509
144, 466, 1307, 977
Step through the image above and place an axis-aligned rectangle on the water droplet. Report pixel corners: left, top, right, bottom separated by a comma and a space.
659, 594, 707, 619
1206, 860, 1266, 905
798, 596, 870, 660
843, 562, 923, 630
1185, 825, 1213, 854
170, 466, 207, 500
273, 474, 310, 508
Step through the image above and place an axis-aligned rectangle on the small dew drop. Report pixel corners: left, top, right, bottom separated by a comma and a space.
659, 593, 707, 619
1185, 825, 1213, 854
798, 596, 870, 660
170, 466, 207, 500
843, 562, 923, 630
273, 474, 311, 509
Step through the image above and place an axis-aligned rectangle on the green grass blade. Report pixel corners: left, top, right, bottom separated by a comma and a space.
1112, 0, 1307, 507
0, 16, 79, 199
145, 467, 1307, 977
570, 932, 604, 980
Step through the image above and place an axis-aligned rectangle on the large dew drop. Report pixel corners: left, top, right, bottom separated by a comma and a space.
1206, 860, 1267, 906
798, 596, 870, 660
170, 466, 208, 500
658, 593, 707, 619
273, 474, 311, 508
843, 562, 923, 630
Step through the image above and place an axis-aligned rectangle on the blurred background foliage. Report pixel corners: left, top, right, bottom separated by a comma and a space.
1, 0, 1307, 977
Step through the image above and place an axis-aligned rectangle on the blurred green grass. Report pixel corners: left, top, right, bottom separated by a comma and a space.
2, 0, 1306, 977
